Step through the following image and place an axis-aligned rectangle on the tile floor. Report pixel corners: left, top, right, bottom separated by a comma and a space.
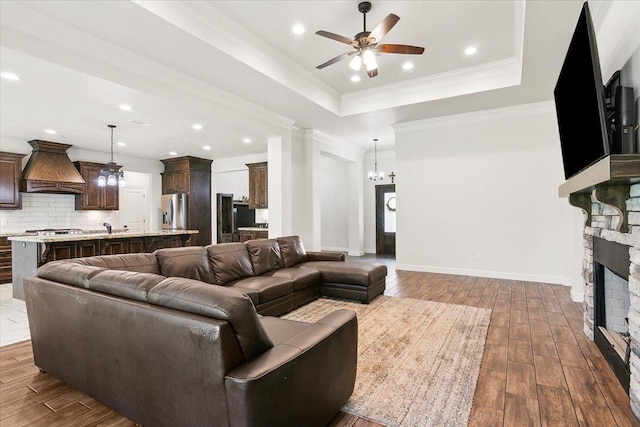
0, 283, 30, 347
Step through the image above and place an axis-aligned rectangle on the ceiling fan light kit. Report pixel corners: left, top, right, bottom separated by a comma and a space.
315, 1, 424, 78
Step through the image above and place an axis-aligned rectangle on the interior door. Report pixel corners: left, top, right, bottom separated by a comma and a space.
376, 184, 396, 255
121, 185, 147, 231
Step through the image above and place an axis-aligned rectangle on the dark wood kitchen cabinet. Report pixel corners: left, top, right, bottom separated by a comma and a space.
161, 156, 212, 246
246, 162, 268, 209
0, 237, 12, 283
74, 161, 120, 210
0, 152, 26, 210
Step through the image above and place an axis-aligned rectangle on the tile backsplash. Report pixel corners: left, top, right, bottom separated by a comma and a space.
0, 193, 118, 233
254, 208, 269, 225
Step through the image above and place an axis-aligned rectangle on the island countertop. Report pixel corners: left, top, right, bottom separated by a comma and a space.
8, 229, 199, 243
237, 227, 269, 232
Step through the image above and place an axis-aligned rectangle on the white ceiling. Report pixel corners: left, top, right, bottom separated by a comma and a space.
0, 0, 587, 160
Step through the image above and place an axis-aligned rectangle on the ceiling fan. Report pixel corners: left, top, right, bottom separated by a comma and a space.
315, 1, 425, 78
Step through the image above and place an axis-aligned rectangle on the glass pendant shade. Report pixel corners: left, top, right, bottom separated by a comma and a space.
349, 55, 362, 71
99, 124, 126, 187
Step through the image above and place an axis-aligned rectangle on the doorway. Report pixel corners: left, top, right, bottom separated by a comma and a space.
375, 184, 396, 255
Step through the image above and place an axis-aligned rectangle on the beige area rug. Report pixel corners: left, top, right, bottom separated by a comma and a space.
283, 296, 491, 427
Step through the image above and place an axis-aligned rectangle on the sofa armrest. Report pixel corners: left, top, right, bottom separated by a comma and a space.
306, 251, 345, 262
224, 309, 357, 427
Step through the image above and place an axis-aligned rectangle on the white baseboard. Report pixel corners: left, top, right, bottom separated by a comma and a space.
570, 290, 584, 303
348, 250, 365, 256
394, 264, 566, 285
321, 246, 348, 253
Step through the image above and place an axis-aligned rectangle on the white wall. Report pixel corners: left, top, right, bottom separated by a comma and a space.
320, 156, 349, 251
394, 102, 582, 290
215, 170, 249, 201
363, 150, 395, 253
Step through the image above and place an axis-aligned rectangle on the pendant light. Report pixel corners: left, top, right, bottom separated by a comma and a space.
98, 124, 126, 187
368, 138, 384, 181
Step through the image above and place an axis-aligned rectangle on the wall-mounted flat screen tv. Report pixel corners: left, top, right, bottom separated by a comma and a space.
554, 2, 610, 180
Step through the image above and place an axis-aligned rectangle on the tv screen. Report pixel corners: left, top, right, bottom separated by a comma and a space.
554, 2, 610, 180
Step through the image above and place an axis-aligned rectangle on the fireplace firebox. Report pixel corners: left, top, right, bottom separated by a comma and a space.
593, 236, 632, 393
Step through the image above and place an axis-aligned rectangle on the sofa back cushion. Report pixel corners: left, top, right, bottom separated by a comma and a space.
88, 270, 166, 302
206, 243, 255, 285
37, 261, 106, 289
245, 239, 283, 275
276, 236, 308, 268
69, 253, 160, 274
148, 277, 273, 361
155, 247, 215, 284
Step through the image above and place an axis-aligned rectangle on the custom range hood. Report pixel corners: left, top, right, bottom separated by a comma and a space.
20, 140, 85, 194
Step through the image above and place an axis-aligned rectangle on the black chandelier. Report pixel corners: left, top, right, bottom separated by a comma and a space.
98, 124, 126, 187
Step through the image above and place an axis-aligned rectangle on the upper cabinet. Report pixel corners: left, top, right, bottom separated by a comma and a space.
73, 161, 120, 210
0, 152, 26, 210
246, 162, 268, 209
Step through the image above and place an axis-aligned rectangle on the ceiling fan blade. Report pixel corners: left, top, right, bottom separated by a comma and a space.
375, 44, 425, 55
316, 30, 357, 46
316, 51, 354, 69
368, 14, 400, 43
367, 67, 378, 78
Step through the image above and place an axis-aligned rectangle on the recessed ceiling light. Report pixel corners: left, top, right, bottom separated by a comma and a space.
402, 62, 414, 70
44, 129, 57, 135
351, 75, 361, 82
242, 138, 252, 143
464, 46, 477, 56
1, 72, 20, 81
118, 104, 132, 111
202, 145, 211, 150
192, 123, 203, 130
292, 24, 305, 35
117, 141, 126, 147
169, 151, 177, 156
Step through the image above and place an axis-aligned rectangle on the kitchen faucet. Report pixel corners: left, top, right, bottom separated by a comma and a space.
103, 222, 112, 234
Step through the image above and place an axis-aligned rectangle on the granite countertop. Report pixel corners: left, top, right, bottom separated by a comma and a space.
8, 229, 199, 243
237, 227, 269, 232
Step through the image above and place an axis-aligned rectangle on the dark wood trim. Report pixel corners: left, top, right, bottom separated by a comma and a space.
593, 237, 630, 280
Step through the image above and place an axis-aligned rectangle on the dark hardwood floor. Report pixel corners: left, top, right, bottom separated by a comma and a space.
1, 256, 638, 426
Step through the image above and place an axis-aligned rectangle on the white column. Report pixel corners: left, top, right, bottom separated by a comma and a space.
348, 161, 365, 256
267, 134, 292, 238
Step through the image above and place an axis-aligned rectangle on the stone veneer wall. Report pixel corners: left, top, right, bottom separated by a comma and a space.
582, 183, 640, 417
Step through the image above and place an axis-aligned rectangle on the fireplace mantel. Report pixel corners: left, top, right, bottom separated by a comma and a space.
559, 154, 640, 233
559, 154, 640, 197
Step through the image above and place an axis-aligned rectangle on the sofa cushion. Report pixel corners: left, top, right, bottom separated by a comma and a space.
155, 247, 215, 284
206, 243, 255, 285
69, 253, 160, 274
297, 261, 388, 286
245, 239, 283, 275
88, 270, 165, 302
262, 268, 321, 291
276, 236, 307, 268
37, 261, 106, 289
229, 276, 293, 304
148, 276, 273, 361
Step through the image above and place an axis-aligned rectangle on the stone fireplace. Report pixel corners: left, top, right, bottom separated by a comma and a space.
580, 182, 640, 416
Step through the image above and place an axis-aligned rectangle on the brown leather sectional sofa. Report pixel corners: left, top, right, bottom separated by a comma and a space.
23, 236, 387, 427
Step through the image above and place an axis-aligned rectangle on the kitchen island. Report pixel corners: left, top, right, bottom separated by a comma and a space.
9, 229, 198, 300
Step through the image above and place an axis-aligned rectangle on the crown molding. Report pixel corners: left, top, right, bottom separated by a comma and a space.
341, 58, 522, 116
393, 101, 555, 133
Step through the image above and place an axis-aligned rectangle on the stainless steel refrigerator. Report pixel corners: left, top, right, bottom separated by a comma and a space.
161, 193, 188, 230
